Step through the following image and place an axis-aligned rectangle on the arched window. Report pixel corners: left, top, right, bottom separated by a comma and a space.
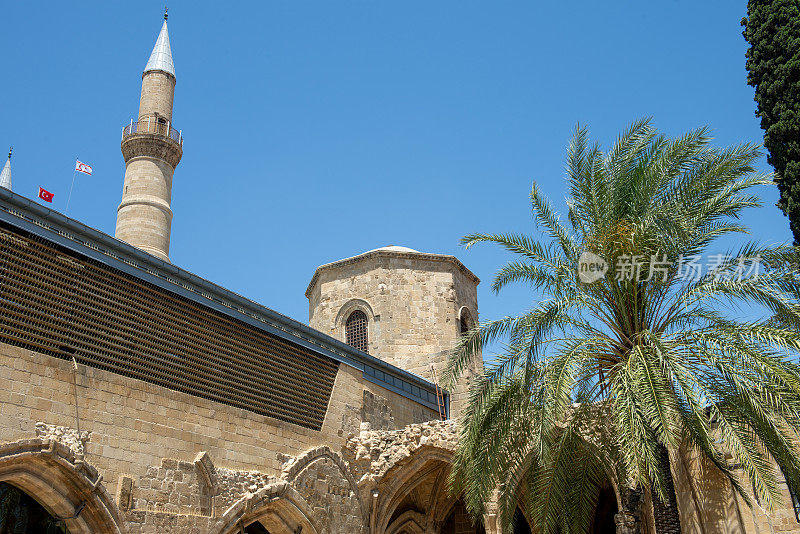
345, 310, 369, 353
459, 309, 473, 336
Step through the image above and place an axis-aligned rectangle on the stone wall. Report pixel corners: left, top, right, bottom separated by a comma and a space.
139, 70, 175, 121
0, 341, 436, 532
283, 446, 364, 533
130, 458, 211, 516
307, 249, 482, 415
671, 444, 800, 534
5, 341, 800, 533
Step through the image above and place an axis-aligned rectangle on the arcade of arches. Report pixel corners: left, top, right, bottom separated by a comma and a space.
0, 478, 612, 534
1, 418, 795, 533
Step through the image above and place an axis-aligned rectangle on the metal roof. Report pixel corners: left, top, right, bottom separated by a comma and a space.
144, 21, 175, 77
369, 245, 419, 253
0, 188, 443, 411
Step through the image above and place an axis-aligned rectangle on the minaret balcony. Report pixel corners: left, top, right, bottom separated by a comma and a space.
121, 117, 183, 167
121, 118, 183, 146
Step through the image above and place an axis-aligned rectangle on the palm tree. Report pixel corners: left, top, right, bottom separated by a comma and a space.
446, 119, 800, 534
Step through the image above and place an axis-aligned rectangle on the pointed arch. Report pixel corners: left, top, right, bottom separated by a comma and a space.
335, 299, 376, 328
498, 431, 622, 534
375, 445, 484, 534
376, 446, 453, 524
211, 481, 318, 534
385, 510, 426, 534
282, 445, 367, 527
0, 439, 127, 534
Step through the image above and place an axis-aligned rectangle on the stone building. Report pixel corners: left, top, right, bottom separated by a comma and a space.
306, 246, 481, 415
0, 14, 800, 534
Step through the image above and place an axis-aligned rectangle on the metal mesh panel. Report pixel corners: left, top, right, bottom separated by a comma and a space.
0, 224, 338, 430
345, 310, 368, 353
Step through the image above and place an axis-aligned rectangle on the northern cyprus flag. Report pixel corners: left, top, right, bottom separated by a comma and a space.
75, 160, 92, 175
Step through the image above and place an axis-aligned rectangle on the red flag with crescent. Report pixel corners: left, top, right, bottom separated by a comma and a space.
38, 187, 54, 203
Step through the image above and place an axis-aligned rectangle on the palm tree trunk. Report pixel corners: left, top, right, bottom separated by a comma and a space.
614, 487, 643, 534
651, 444, 682, 534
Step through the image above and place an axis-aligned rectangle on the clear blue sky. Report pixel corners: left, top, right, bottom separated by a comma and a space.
0, 1, 787, 335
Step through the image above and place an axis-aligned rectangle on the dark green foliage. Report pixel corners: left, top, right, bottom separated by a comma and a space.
742, 0, 800, 242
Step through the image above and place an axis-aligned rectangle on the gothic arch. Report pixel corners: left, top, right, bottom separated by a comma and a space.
385, 510, 426, 534
282, 445, 367, 527
0, 438, 127, 534
375, 445, 481, 534
212, 481, 318, 534
377, 446, 453, 508
498, 434, 622, 533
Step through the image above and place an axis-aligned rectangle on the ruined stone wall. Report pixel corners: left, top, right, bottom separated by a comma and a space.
7, 340, 798, 533
283, 447, 364, 533
0, 342, 435, 533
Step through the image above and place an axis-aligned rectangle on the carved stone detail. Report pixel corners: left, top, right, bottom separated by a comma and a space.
34, 422, 90, 456
121, 134, 182, 167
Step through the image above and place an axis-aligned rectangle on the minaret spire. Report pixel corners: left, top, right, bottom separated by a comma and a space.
116, 15, 182, 262
143, 12, 175, 77
0, 147, 12, 191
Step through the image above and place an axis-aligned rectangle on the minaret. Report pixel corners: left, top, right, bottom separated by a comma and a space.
116, 10, 182, 262
0, 148, 11, 191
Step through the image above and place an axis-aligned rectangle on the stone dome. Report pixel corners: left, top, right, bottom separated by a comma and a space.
368, 245, 419, 253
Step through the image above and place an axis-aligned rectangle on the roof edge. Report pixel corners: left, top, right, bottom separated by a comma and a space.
141, 69, 176, 80
305, 249, 480, 298
0, 188, 442, 410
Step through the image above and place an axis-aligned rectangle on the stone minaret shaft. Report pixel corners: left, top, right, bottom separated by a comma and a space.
116, 15, 182, 262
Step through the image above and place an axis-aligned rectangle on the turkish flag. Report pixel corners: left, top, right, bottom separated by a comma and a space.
38, 187, 54, 203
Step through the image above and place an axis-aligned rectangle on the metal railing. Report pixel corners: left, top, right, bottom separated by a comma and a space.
121, 117, 183, 145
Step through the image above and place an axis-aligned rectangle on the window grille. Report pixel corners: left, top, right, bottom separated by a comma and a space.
0, 223, 338, 430
345, 310, 368, 353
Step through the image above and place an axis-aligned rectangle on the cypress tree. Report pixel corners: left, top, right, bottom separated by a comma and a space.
742, 0, 800, 242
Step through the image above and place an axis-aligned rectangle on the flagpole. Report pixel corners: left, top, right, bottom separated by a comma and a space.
65, 158, 77, 215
